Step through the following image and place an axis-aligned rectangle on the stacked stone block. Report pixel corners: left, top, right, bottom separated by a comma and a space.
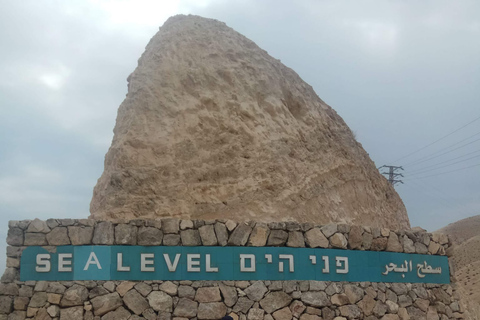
1, 218, 462, 319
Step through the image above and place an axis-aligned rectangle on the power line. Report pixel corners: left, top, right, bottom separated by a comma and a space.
404, 137, 480, 167
404, 179, 476, 218
405, 131, 480, 167
404, 162, 480, 180
390, 114, 480, 163
406, 153, 480, 176
407, 149, 480, 173
404, 180, 461, 213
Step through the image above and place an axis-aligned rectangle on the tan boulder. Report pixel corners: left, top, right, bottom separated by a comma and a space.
89, 15, 409, 230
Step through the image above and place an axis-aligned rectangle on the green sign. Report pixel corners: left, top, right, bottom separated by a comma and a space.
20, 246, 450, 283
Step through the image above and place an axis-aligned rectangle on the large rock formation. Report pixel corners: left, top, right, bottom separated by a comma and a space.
90, 15, 409, 229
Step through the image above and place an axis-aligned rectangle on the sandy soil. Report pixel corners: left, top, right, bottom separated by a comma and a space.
437, 215, 480, 319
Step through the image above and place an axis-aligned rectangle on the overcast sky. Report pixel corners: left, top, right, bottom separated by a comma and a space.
1, 0, 479, 269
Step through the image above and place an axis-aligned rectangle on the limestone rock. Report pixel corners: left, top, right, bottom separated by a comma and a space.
134, 283, 153, 297
27, 219, 50, 233
180, 229, 202, 246
228, 223, 252, 246
47, 305, 59, 317
91, 292, 123, 316
330, 233, 347, 249
248, 224, 270, 247
160, 281, 178, 296
387, 232, 403, 252
272, 307, 291, 320
195, 287, 221, 303
92, 221, 114, 245
331, 294, 349, 306
147, 291, 173, 312
358, 295, 376, 316
0, 296, 12, 314
300, 314, 322, 320
46, 227, 70, 245
220, 284, 238, 307
115, 224, 137, 245
244, 281, 268, 302
24, 233, 47, 246
163, 234, 181, 245
102, 306, 131, 320
198, 225, 218, 246
138, 227, 163, 245
6, 228, 23, 246
116, 282, 135, 297
178, 286, 196, 300
344, 285, 364, 304
287, 231, 305, 247
214, 222, 228, 246
123, 289, 149, 315
162, 219, 179, 234
402, 236, 415, 253
371, 238, 388, 251
173, 298, 198, 318
14, 297, 29, 310
301, 292, 329, 308
260, 292, 292, 314
248, 308, 266, 320
29, 292, 47, 308
234, 297, 254, 313
290, 300, 306, 318
348, 225, 363, 249
267, 230, 288, 246
339, 305, 361, 319
321, 224, 337, 238
68, 226, 93, 245
60, 285, 88, 307
197, 302, 227, 320
89, 15, 409, 230
59, 306, 83, 320
305, 228, 329, 248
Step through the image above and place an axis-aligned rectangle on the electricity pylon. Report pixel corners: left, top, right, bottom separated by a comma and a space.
379, 165, 404, 186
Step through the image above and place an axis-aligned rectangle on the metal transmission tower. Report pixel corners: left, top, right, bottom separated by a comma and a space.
379, 165, 404, 186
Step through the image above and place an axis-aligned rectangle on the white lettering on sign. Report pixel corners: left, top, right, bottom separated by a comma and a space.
322, 256, 330, 273
382, 260, 442, 279
335, 256, 348, 274
84, 252, 102, 271
141, 253, 155, 272
36, 254, 51, 272
58, 253, 72, 272
24, 246, 449, 284
279, 254, 294, 272
117, 253, 130, 272
308, 255, 335, 274
240, 254, 255, 272
205, 254, 218, 272
187, 254, 201, 272
163, 253, 181, 272
265, 254, 272, 263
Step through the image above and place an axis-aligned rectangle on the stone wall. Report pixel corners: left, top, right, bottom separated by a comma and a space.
1, 218, 463, 320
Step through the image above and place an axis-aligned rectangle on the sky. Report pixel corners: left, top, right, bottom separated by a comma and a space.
1, 0, 479, 270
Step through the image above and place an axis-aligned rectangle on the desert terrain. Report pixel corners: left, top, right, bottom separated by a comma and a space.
437, 215, 480, 319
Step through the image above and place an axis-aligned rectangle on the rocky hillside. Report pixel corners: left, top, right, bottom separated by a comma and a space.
90, 15, 409, 230
437, 215, 480, 319
438, 215, 480, 245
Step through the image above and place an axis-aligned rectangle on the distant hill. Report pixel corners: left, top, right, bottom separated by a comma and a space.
436, 215, 480, 319
438, 215, 480, 245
